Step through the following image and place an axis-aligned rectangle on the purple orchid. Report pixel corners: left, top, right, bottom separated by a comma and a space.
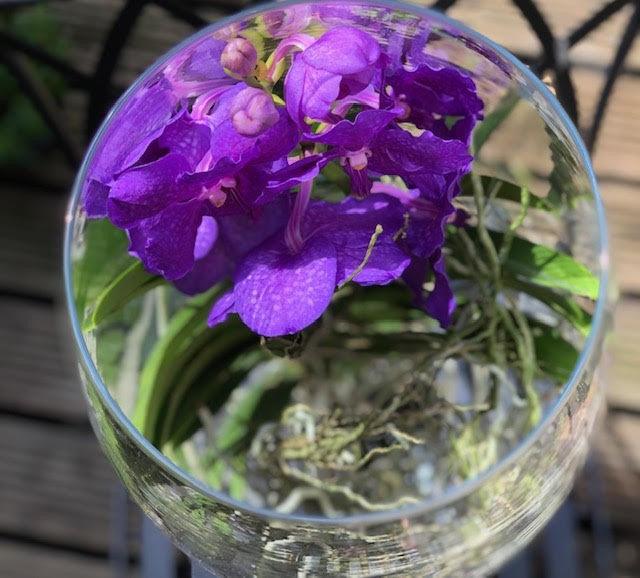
83, 76, 179, 218
84, 20, 484, 338
208, 193, 410, 336
372, 175, 461, 326
106, 96, 299, 281
284, 26, 381, 124
386, 59, 484, 144
282, 25, 473, 199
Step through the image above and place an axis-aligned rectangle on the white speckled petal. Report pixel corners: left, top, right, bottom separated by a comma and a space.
234, 237, 337, 336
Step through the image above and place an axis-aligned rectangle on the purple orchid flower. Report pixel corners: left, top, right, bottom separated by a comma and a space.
284, 25, 382, 125
310, 106, 472, 198
386, 59, 484, 144
281, 26, 474, 199
104, 86, 300, 282
208, 193, 410, 337
371, 175, 461, 326
83, 18, 486, 338
83, 76, 179, 218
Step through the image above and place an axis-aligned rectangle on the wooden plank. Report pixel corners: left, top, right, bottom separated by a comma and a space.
575, 69, 640, 184
0, 297, 87, 422
0, 187, 65, 298
575, 414, 640, 529
608, 298, 640, 410
0, 541, 112, 578
599, 182, 640, 294
0, 415, 120, 554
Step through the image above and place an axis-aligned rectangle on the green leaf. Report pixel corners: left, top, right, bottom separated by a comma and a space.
73, 219, 131, 325
86, 260, 162, 330
501, 234, 599, 300
533, 326, 579, 383
132, 286, 224, 439
96, 327, 127, 386
450, 228, 599, 300
214, 358, 302, 455
460, 175, 554, 211
172, 358, 302, 495
506, 276, 592, 336
472, 90, 519, 153
157, 329, 259, 447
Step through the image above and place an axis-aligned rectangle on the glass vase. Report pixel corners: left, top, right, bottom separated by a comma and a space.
64, 1, 613, 575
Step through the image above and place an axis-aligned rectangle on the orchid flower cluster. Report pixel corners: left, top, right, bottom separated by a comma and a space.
84, 24, 483, 338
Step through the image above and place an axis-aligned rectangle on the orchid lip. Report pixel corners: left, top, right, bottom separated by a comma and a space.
201, 176, 237, 207
346, 149, 371, 171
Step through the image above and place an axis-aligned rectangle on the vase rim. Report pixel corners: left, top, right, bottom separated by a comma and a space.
63, 0, 611, 528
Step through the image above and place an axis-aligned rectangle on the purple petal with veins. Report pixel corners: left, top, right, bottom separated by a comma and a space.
257, 153, 335, 205
284, 26, 382, 123
425, 250, 455, 326
154, 113, 211, 169
308, 108, 399, 150
403, 253, 455, 327
301, 26, 380, 75
174, 216, 233, 295
107, 153, 193, 228
389, 61, 483, 143
369, 127, 472, 176
307, 196, 409, 286
233, 236, 337, 336
83, 76, 177, 213
128, 199, 205, 280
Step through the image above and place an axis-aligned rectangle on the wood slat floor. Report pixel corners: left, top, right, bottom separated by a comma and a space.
1, 1, 639, 576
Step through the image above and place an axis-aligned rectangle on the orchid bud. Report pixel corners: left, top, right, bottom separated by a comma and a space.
221, 37, 258, 77
230, 87, 279, 137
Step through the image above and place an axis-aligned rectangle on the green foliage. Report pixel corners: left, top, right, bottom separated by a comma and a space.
459, 174, 554, 211
507, 277, 592, 336
132, 287, 227, 440
86, 260, 162, 330
0, 6, 68, 166
208, 358, 302, 457
500, 233, 599, 300
533, 325, 579, 383
472, 90, 520, 154
74, 219, 132, 326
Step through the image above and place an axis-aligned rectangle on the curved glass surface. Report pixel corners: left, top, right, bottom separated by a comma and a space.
64, 1, 613, 575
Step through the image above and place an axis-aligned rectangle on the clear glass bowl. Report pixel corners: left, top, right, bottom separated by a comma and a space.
64, 1, 613, 575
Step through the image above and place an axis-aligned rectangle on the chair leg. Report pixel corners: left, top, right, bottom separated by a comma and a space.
109, 486, 130, 578
541, 500, 582, 578
141, 516, 177, 578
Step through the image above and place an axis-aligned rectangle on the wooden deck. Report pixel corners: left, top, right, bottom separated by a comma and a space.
1, 1, 639, 576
